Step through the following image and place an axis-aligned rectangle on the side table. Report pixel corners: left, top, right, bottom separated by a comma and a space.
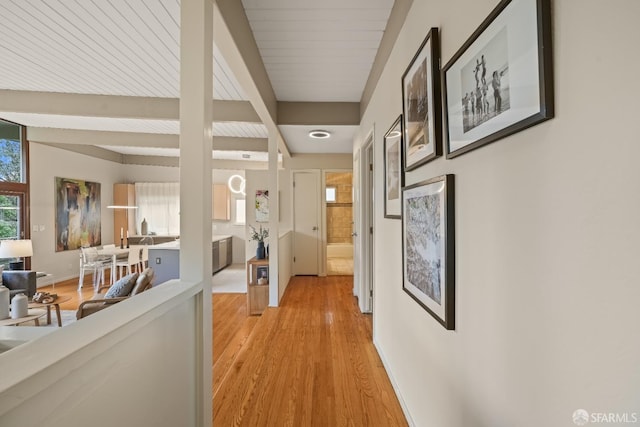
28, 295, 72, 327
0, 309, 47, 327
36, 272, 56, 289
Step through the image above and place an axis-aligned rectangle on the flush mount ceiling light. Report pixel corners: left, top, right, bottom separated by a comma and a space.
309, 130, 331, 139
388, 130, 402, 138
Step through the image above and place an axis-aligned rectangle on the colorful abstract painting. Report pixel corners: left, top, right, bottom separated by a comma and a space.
55, 177, 101, 251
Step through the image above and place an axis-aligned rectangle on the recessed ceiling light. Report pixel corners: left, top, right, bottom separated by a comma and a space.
309, 130, 331, 139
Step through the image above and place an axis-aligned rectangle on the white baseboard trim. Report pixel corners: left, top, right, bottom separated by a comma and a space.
373, 336, 415, 427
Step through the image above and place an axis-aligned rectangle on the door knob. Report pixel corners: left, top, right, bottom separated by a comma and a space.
351, 232, 358, 237
312, 226, 318, 231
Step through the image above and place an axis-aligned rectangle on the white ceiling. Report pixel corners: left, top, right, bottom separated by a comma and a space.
0, 0, 396, 160
242, 0, 394, 102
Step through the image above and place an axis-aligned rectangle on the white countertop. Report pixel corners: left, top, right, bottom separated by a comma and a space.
149, 235, 232, 250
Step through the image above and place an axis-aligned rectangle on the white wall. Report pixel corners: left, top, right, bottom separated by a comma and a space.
244, 169, 291, 261
358, 1, 640, 426
30, 143, 124, 283
278, 231, 292, 302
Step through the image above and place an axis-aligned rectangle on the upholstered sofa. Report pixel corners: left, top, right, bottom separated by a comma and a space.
1, 270, 37, 300
76, 267, 155, 319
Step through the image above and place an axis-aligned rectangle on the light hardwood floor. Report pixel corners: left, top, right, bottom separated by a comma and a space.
42, 274, 407, 426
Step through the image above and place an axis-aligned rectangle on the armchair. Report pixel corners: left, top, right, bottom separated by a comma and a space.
76, 268, 155, 319
1, 270, 37, 299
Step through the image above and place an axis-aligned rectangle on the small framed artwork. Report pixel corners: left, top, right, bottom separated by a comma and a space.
383, 115, 404, 219
442, 0, 553, 159
256, 266, 269, 284
402, 174, 455, 330
401, 27, 442, 171
255, 190, 269, 222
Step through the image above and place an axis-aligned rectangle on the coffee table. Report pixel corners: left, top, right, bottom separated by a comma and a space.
28, 295, 72, 327
0, 309, 47, 326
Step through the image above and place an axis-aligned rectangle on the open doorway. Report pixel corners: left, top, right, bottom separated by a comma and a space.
324, 171, 353, 276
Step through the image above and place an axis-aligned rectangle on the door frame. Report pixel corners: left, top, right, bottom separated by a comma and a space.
292, 169, 322, 276
355, 129, 374, 313
321, 168, 353, 277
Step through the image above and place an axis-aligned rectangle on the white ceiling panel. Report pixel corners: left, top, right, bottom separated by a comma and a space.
0, 0, 247, 100
242, 0, 393, 102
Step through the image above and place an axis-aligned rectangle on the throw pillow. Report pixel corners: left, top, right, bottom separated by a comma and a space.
104, 272, 139, 298
131, 268, 154, 295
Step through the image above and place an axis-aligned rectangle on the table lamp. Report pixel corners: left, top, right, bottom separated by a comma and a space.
0, 239, 33, 270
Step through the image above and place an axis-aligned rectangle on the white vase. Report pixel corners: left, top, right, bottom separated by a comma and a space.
0, 285, 9, 320
11, 293, 28, 319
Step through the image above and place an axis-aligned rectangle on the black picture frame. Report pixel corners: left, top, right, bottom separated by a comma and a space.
383, 115, 404, 219
401, 27, 442, 171
442, 0, 554, 159
256, 265, 269, 281
402, 174, 455, 330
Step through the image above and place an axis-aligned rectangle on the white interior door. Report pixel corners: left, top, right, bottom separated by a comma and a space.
363, 141, 374, 313
293, 171, 320, 275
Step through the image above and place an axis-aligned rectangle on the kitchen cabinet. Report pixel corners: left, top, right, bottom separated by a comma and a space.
212, 184, 230, 221
212, 236, 232, 274
113, 183, 136, 243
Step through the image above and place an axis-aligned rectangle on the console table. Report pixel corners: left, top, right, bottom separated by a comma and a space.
246, 257, 269, 315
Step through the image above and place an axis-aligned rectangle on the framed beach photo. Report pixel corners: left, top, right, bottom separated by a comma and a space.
384, 115, 403, 219
402, 174, 455, 330
442, 0, 553, 158
401, 27, 442, 171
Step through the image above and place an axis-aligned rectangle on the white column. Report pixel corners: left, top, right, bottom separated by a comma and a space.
268, 132, 279, 306
180, 0, 213, 426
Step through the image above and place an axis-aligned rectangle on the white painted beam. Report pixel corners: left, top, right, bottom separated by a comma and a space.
27, 127, 267, 151
277, 102, 360, 126
179, 1, 212, 426
0, 89, 260, 123
214, 1, 291, 158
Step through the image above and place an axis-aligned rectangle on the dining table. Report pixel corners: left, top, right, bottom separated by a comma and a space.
97, 246, 130, 284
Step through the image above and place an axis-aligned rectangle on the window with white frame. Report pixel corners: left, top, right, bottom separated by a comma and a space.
134, 182, 180, 235
235, 198, 246, 225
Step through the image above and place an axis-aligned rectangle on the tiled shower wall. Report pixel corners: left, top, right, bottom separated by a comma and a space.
326, 172, 353, 244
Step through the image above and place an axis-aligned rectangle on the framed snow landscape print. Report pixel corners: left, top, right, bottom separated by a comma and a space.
402, 174, 455, 329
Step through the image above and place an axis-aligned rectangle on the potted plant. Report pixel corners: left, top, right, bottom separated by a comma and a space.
249, 225, 269, 259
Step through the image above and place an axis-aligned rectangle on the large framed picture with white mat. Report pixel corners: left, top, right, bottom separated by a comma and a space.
402, 174, 455, 330
442, 0, 553, 158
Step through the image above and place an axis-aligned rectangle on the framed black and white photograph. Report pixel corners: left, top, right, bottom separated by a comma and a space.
401, 27, 441, 171
257, 266, 268, 281
442, 0, 553, 159
384, 115, 403, 219
402, 174, 455, 330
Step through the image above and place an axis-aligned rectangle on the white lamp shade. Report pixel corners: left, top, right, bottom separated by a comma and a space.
0, 240, 33, 258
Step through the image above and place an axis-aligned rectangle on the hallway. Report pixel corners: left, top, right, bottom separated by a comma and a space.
213, 275, 407, 426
